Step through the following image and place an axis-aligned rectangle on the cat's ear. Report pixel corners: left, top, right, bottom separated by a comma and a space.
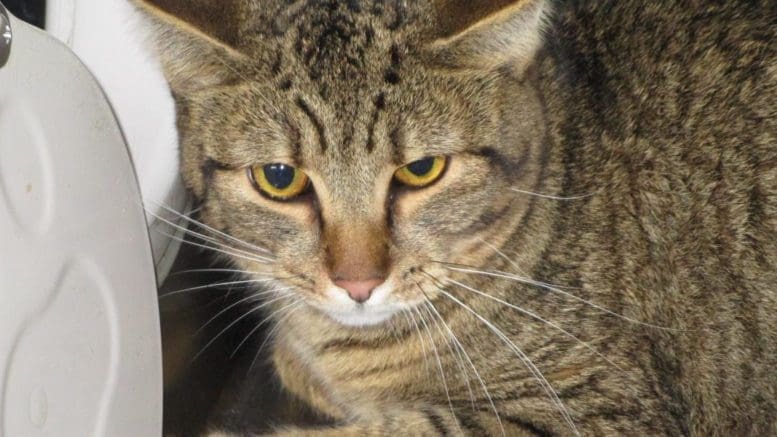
425, 0, 549, 72
130, 0, 250, 94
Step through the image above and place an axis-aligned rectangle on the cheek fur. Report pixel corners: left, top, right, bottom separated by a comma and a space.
207, 171, 321, 262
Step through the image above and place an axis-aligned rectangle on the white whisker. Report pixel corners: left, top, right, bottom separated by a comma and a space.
196, 286, 294, 335
442, 264, 681, 331
159, 277, 278, 299
510, 187, 596, 201
159, 230, 273, 266
150, 201, 274, 255
445, 277, 628, 375
422, 299, 505, 436
411, 305, 459, 431
192, 293, 294, 361
401, 308, 431, 377
419, 301, 476, 413
477, 239, 580, 290
169, 268, 259, 276
235, 298, 303, 361
248, 301, 305, 371
149, 208, 275, 264
433, 285, 580, 435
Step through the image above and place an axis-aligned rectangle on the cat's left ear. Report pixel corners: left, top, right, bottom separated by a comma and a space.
425, 0, 549, 72
130, 0, 251, 94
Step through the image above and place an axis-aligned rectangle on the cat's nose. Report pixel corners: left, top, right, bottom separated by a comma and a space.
334, 278, 384, 303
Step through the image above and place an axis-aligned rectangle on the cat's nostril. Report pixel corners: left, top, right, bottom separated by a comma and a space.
334, 278, 384, 303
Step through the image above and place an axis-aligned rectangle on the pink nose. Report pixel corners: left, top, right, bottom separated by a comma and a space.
335, 278, 383, 303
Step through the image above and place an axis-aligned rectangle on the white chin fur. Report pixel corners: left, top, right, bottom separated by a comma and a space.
319, 281, 406, 327
326, 308, 400, 327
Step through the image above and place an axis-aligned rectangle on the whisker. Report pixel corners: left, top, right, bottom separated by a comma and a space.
411, 305, 459, 431
439, 262, 682, 332
477, 239, 580, 290
414, 284, 476, 411
146, 205, 273, 262
431, 283, 579, 435
232, 298, 302, 359
159, 230, 273, 266
419, 300, 476, 413
421, 298, 505, 436
191, 293, 294, 362
168, 268, 259, 277
196, 286, 294, 335
159, 277, 278, 299
151, 210, 275, 264
247, 301, 306, 371
400, 308, 431, 377
443, 276, 628, 375
510, 187, 597, 201
149, 201, 274, 255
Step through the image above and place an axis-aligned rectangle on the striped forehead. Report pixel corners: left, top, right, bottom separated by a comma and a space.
266, 0, 410, 79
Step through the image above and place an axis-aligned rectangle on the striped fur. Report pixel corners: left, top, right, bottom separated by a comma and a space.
134, 0, 777, 435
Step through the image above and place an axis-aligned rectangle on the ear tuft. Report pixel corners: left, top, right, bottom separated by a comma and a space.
426, 0, 549, 72
130, 0, 250, 94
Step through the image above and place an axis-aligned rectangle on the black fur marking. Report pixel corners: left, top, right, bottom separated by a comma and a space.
384, 70, 401, 85
389, 125, 405, 165
470, 146, 525, 177
296, 97, 328, 152
373, 92, 386, 110
383, 43, 403, 85
501, 415, 553, 436
366, 92, 386, 153
421, 406, 450, 436
318, 328, 413, 352
199, 157, 232, 201
456, 411, 489, 435
281, 114, 303, 164
387, 1, 406, 30
390, 44, 402, 67
279, 78, 293, 90
271, 50, 283, 76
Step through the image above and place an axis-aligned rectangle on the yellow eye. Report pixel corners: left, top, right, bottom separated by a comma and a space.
248, 163, 310, 200
394, 156, 447, 187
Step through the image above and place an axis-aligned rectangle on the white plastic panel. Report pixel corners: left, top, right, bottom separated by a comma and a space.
0, 10, 162, 437
46, 0, 187, 282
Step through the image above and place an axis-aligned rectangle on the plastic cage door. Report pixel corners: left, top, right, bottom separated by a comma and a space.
0, 5, 162, 436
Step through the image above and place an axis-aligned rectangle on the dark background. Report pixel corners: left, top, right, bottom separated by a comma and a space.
4, 0, 46, 28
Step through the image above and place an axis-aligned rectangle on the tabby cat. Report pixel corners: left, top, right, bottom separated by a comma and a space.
133, 0, 777, 434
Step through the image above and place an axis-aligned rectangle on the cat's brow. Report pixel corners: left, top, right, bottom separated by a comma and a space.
295, 96, 328, 152
206, 128, 303, 168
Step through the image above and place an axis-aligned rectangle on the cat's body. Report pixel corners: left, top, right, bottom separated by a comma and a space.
135, 0, 776, 435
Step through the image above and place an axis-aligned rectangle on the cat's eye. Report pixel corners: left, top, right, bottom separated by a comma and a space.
394, 156, 447, 188
248, 163, 310, 200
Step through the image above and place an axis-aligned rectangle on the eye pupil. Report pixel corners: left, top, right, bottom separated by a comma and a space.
263, 164, 295, 189
406, 158, 434, 176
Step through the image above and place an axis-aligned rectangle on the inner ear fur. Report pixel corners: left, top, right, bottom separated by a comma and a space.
427, 0, 549, 72
130, 0, 251, 94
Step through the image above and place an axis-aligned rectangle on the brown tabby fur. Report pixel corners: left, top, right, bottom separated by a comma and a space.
133, 0, 777, 434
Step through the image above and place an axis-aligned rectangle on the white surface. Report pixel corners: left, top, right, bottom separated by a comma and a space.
46, 0, 187, 282
0, 13, 162, 436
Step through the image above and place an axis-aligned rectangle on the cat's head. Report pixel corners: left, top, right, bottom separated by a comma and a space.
135, 0, 550, 327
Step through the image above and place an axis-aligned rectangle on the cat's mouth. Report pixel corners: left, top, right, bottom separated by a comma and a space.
311, 280, 413, 327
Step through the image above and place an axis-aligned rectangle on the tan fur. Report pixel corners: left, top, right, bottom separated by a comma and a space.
133, 0, 777, 435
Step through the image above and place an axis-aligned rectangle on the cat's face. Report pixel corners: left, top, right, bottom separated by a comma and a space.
137, 0, 549, 326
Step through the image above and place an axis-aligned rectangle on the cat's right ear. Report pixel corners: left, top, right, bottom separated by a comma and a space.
424, 0, 549, 72
130, 0, 250, 94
